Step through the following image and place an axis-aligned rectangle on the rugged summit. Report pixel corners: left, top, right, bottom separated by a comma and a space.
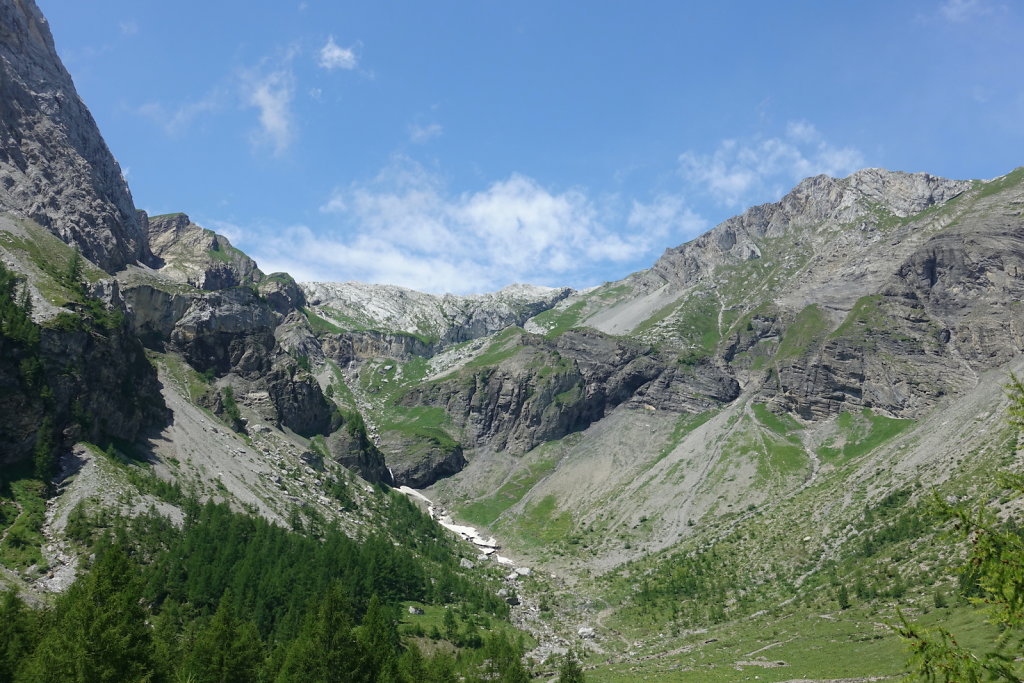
302, 281, 573, 348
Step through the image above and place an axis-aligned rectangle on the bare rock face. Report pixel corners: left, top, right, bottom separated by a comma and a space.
0, 302, 166, 464
380, 430, 466, 488
144, 213, 263, 290
764, 177, 1024, 419
645, 169, 972, 291
408, 329, 736, 456
326, 421, 393, 485
258, 273, 306, 315
302, 281, 574, 349
0, 0, 149, 272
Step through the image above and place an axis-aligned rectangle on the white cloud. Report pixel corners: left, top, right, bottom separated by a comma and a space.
118, 20, 138, 36
628, 195, 707, 243
939, 0, 997, 22
138, 91, 224, 136
409, 122, 443, 144
242, 157, 704, 293
318, 36, 358, 70
242, 68, 295, 155
679, 121, 864, 207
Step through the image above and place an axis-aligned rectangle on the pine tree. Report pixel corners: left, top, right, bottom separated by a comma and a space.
356, 595, 400, 680
21, 544, 155, 682
558, 647, 586, 682
62, 248, 85, 297
896, 374, 1024, 681
32, 417, 56, 483
836, 584, 851, 610
0, 591, 33, 682
480, 632, 530, 683
182, 589, 264, 683
276, 582, 360, 682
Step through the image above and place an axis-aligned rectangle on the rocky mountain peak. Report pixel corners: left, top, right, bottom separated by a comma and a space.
301, 280, 573, 347
646, 168, 972, 289
144, 212, 262, 290
0, 0, 149, 272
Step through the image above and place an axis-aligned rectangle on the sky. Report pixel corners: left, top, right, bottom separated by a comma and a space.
38, 0, 1024, 294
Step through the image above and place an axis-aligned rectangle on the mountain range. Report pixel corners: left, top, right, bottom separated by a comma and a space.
1, 0, 1023, 679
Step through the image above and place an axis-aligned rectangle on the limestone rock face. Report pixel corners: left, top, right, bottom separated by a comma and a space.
259, 273, 306, 315
408, 329, 737, 456
645, 169, 972, 292
0, 0, 149, 272
118, 276, 336, 438
0, 307, 166, 464
302, 281, 573, 348
144, 213, 263, 290
379, 430, 466, 488
764, 177, 1024, 419
326, 423, 393, 485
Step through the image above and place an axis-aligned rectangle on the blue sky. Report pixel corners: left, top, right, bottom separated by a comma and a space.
39, 0, 1024, 294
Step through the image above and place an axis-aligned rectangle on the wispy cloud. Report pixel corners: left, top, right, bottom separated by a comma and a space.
242, 67, 295, 155
627, 195, 706, 244
939, 0, 998, 22
679, 121, 864, 207
409, 122, 443, 144
118, 20, 138, 36
318, 36, 358, 70
235, 157, 702, 293
138, 91, 224, 136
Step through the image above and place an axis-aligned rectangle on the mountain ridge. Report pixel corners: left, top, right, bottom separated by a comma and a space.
2, 0, 1023, 677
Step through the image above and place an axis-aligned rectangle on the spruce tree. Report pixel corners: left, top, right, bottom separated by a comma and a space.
558, 647, 586, 683
897, 373, 1024, 681
21, 544, 154, 682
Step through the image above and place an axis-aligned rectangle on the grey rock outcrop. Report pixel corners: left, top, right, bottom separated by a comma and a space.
0, 0, 149, 272
302, 281, 573, 349
144, 212, 262, 290
326, 421, 393, 485
0, 299, 166, 464
408, 329, 737, 455
379, 430, 466, 488
645, 169, 972, 292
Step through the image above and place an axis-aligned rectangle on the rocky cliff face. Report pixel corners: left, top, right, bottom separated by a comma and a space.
644, 169, 972, 292
144, 213, 263, 290
302, 281, 574, 348
406, 329, 738, 456
0, 283, 166, 464
0, 0, 149, 272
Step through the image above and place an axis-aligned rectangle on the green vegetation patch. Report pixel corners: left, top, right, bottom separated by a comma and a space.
830, 295, 888, 343
458, 458, 558, 528
531, 301, 587, 338
302, 307, 347, 335
720, 417, 807, 481
507, 494, 574, 548
596, 283, 632, 300
463, 327, 525, 369
591, 603, 996, 683
751, 403, 802, 438
776, 304, 829, 360
156, 352, 211, 404
818, 408, 915, 462
0, 219, 105, 305
973, 165, 1024, 200
0, 474, 47, 571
